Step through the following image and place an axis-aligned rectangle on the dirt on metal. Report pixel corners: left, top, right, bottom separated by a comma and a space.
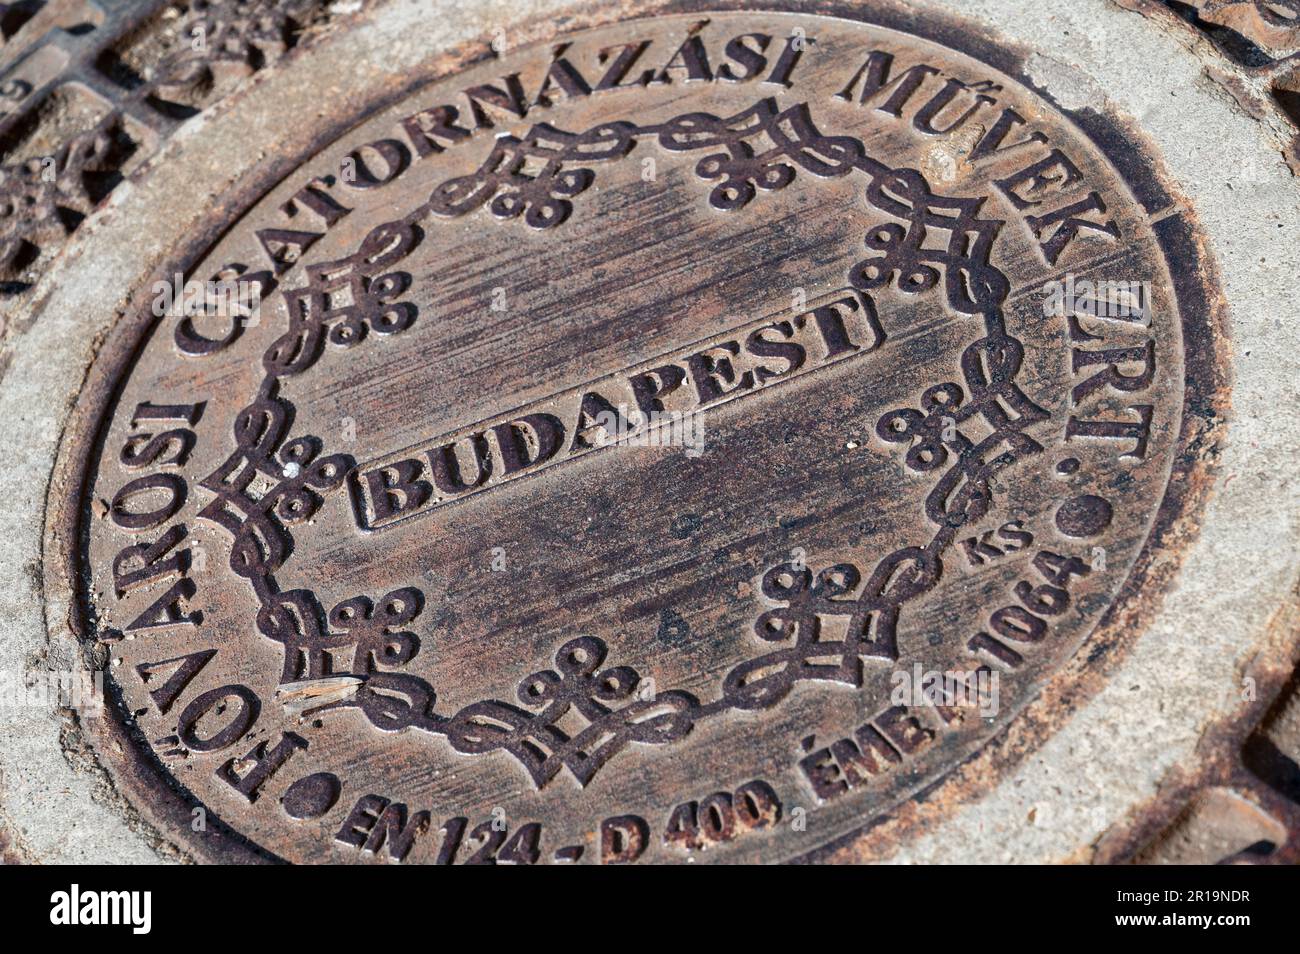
6, 0, 1297, 864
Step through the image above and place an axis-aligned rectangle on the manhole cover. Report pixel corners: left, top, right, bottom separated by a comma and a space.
4, 0, 1299, 865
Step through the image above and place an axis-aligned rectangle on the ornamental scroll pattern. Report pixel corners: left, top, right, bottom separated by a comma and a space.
1, 0, 354, 290
196, 96, 1046, 789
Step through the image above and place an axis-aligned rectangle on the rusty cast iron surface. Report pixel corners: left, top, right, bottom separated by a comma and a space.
42, 5, 1239, 864
3, 0, 1296, 865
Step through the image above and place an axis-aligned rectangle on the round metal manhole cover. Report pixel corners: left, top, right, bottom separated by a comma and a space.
34, 3, 1249, 864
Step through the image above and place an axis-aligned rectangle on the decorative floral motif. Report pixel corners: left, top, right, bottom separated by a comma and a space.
269, 220, 418, 375
142, 0, 334, 116
0, 1, 361, 303
429, 122, 636, 228
878, 335, 1048, 530
651, 99, 861, 210
0, 126, 120, 276
722, 555, 938, 710
877, 383, 969, 473
197, 218, 420, 693
849, 167, 1009, 316
434, 636, 698, 787
195, 96, 1046, 789
331, 587, 423, 676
